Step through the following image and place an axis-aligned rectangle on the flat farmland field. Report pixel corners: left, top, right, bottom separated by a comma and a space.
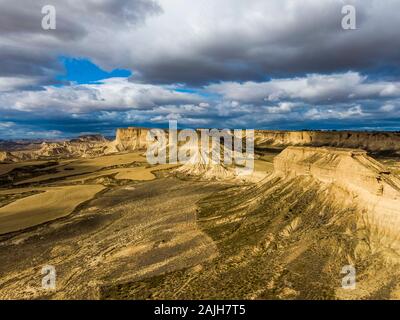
0, 185, 104, 235
13, 153, 147, 185
66, 163, 179, 183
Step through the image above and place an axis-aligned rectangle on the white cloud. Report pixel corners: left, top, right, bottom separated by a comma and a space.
1, 71, 399, 135
0, 78, 202, 114
0, 77, 40, 92
207, 72, 400, 104
305, 105, 364, 120
380, 104, 396, 112
0, 121, 63, 139
0, 121, 15, 128
266, 102, 298, 114
2, 0, 400, 85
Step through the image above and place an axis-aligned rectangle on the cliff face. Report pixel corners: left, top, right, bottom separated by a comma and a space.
273, 146, 400, 255
111, 128, 400, 153
2, 127, 400, 162
112, 128, 400, 153
255, 130, 400, 152
274, 147, 393, 193
187, 146, 400, 299
109, 127, 150, 152
0, 151, 16, 162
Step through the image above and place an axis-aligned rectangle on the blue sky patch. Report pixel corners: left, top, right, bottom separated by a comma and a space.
58, 57, 132, 84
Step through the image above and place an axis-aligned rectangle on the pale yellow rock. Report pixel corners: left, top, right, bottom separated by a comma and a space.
254, 130, 400, 152
273, 146, 400, 255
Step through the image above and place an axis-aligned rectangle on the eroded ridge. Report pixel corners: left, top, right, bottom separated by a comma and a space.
273, 146, 400, 255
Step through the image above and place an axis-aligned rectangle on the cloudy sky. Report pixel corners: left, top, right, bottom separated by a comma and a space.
1, 0, 400, 138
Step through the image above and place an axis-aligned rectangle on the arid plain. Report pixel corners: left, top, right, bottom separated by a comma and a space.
1, 128, 400, 299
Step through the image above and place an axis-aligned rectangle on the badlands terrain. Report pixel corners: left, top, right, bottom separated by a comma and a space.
0, 128, 400, 299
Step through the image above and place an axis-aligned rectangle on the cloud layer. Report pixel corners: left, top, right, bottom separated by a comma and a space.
1, 0, 400, 137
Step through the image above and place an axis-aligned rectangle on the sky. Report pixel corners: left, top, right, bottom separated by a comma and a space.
1, 0, 400, 138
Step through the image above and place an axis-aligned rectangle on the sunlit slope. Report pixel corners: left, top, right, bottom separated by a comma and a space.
106, 147, 400, 299
274, 147, 400, 254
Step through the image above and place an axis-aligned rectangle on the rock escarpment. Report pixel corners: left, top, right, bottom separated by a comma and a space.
2, 128, 400, 162
0, 135, 110, 162
0, 151, 17, 162
272, 146, 400, 255
183, 146, 400, 299
111, 128, 400, 153
107, 128, 150, 152
255, 130, 400, 152
173, 145, 237, 181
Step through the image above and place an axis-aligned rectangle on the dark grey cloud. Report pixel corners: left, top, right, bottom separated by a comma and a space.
2, 0, 400, 86
82, 0, 162, 24
1, 0, 400, 138
0, 1, 86, 40
127, 0, 400, 84
0, 0, 161, 88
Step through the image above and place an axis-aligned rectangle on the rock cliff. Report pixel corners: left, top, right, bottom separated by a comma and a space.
186, 146, 400, 299
2, 128, 400, 162
110, 128, 400, 153
107, 127, 150, 153
255, 130, 400, 152
272, 146, 400, 255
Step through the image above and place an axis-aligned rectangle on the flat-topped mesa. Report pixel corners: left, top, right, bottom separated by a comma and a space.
274, 146, 400, 197
255, 130, 400, 152
273, 146, 400, 253
110, 128, 400, 153
111, 127, 151, 152
69, 134, 108, 143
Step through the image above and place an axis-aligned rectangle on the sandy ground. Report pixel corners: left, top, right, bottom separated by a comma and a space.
0, 178, 228, 299
1, 148, 398, 299
0, 185, 105, 235
13, 153, 146, 185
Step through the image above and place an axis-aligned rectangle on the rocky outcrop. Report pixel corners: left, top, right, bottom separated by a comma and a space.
255, 130, 400, 152
174, 146, 237, 181
181, 146, 400, 299
272, 146, 400, 255
109, 128, 400, 155
110, 128, 400, 153
69, 134, 108, 144
3, 127, 400, 162
108, 128, 150, 153
0, 135, 110, 162
36, 139, 109, 158
0, 151, 17, 163
274, 147, 395, 193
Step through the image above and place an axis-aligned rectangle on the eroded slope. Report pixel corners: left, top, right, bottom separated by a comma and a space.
102, 147, 400, 299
